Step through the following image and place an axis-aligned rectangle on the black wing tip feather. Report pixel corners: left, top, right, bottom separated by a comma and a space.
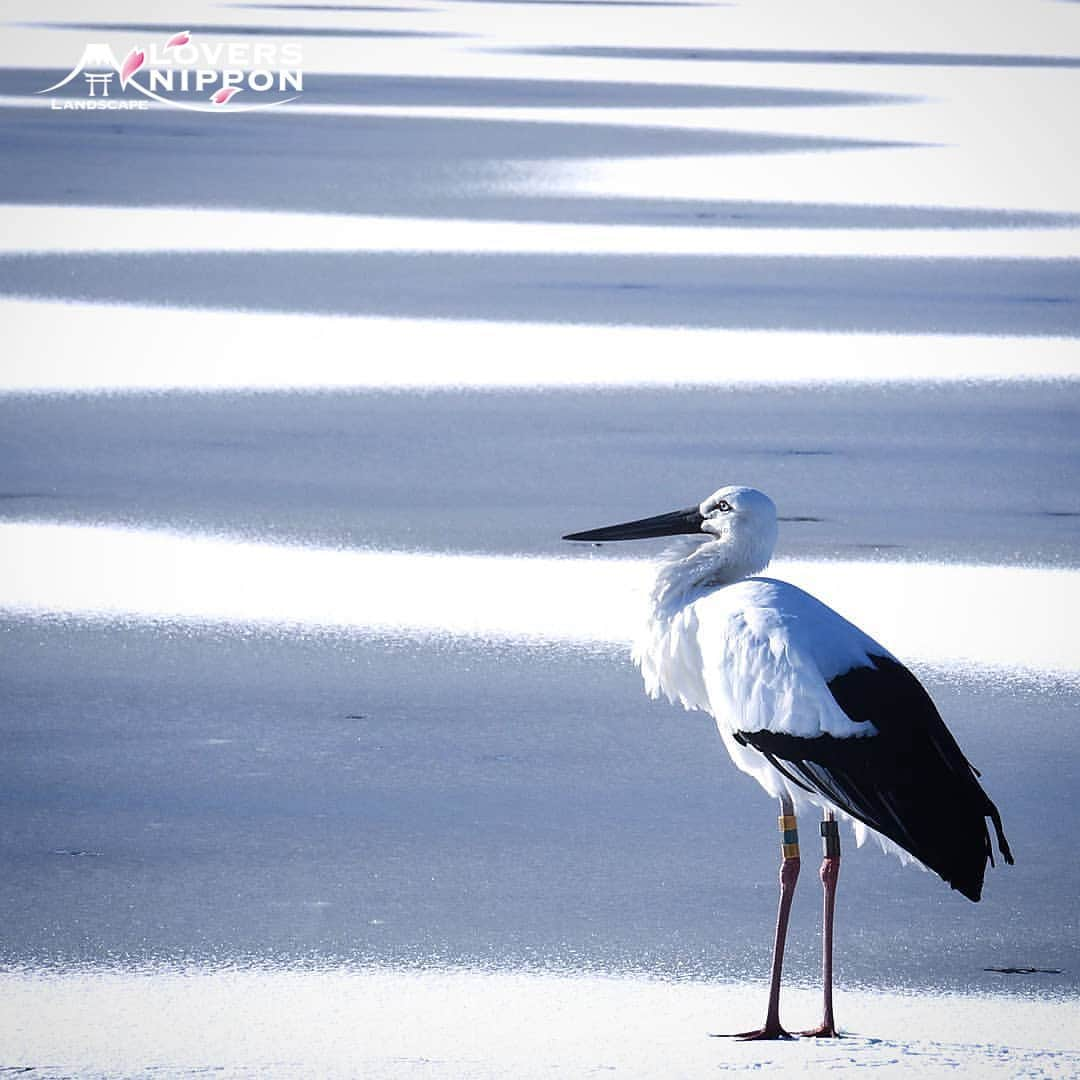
988, 800, 1015, 867
736, 653, 1014, 902
947, 801, 1015, 902
955, 878, 983, 903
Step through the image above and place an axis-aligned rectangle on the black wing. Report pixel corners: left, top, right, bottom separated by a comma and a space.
734, 654, 1013, 902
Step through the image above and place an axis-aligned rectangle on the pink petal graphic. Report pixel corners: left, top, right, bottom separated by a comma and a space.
119, 48, 145, 89
210, 87, 243, 105
164, 31, 191, 49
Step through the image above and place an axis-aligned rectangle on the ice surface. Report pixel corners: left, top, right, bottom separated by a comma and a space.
1, 383, 1077, 566
1, 617, 1076, 991
5, 250, 1079, 334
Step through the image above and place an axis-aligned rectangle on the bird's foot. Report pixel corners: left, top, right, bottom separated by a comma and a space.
799, 1021, 841, 1038
713, 1023, 795, 1041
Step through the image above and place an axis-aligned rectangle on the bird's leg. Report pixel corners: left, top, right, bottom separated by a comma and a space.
801, 811, 841, 1038
731, 797, 801, 1041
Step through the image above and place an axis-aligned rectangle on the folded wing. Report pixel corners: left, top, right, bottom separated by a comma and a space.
735, 654, 1013, 901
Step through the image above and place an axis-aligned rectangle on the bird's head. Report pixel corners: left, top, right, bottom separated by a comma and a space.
698, 485, 778, 550
563, 484, 778, 579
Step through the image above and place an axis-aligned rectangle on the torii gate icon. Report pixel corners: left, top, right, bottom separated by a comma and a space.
37, 43, 144, 96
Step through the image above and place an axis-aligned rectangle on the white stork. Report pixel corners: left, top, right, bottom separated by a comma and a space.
564, 485, 1012, 1040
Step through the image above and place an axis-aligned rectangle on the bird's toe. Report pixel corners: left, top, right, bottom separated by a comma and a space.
799, 1022, 841, 1038
712, 1025, 796, 1041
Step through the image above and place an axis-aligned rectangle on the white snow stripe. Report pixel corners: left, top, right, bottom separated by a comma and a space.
1, 966, 1077, 1077
3, 298, 1077, 393
0, 521, 1076, 678
3, 203, 1079, 259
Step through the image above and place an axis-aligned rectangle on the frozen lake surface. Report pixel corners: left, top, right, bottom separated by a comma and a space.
2, 0, 1079, 1073
3, 614, 1078, 990
2, 383, 1078, 565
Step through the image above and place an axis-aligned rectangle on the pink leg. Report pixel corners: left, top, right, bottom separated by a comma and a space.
802, 814, 841, 1038
728, 798, 801, 1040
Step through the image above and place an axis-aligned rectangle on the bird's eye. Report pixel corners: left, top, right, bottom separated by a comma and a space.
715, 500, 732, 513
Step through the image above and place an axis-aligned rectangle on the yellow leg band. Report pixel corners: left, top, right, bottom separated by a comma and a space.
778, 814, 799, 858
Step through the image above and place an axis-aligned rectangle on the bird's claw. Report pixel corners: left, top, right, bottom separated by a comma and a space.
799, 1023, 841, 1038
713, 1025, 795, 1041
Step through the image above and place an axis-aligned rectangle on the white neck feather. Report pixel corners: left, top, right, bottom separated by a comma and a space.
648, 535, 773, 624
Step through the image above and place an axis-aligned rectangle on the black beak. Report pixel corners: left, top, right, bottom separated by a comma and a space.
563, 505, 705, 542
